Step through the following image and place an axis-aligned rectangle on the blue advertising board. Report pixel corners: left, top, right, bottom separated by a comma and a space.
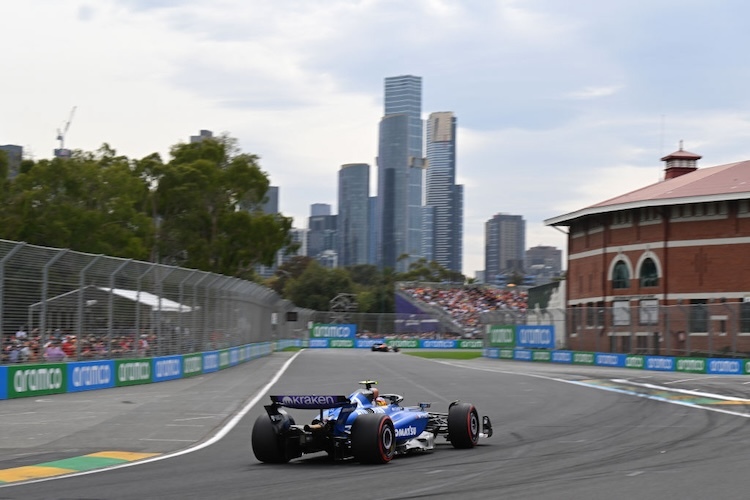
595, 353, 626, 368
203, 351, 220, 373
355, 338, 385, 349
514, 349, 533, 361
644, 356, 675, 372
309, 338, 330, 348
67, 360, 115, 392
153, 355, 183, 382
516, 326, 555, 349
707, 358, 743, 375
0, 366, 7, 400
551, 351, 573, 364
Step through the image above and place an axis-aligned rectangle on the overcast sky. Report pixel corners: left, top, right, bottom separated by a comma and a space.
4, 0, 750, 276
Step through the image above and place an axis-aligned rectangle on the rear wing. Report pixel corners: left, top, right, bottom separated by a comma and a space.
270, 395, 352, 410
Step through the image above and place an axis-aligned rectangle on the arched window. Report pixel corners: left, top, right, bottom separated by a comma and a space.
612, 261, 630, 289
639, 258, 659, 287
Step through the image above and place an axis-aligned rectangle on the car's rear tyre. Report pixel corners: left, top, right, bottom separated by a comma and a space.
371, 345, 377, 351
351, 413, 395, 464
448, 402, 480, 449
252, 412, 294, 463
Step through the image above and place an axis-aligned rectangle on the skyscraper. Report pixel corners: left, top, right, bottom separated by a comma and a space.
425, 111, 463, 273
377, 75, 425, 272
338, 163, 370, 267
485, 213, 526, 282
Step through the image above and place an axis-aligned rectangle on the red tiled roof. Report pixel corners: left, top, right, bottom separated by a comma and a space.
545, 159, 750, 226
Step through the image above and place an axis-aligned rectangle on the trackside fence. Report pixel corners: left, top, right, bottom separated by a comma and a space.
0, 239, 314, 366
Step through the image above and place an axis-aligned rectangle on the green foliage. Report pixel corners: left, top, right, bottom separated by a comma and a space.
284, 261, 356, 311
0, 136, 293, 279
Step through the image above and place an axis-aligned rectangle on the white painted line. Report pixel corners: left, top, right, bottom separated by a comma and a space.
0, 350, 304, 488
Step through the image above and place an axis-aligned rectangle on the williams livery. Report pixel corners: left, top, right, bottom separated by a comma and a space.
252, 380, 492, 464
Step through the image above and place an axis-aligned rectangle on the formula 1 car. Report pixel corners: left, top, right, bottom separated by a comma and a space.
371, 342, 399, 352
252, 380, 493, 464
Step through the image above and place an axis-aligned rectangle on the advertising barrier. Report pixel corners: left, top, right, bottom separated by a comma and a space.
68, 360, 115, 392
0, 367, 7, 400
1, 340, 285, 400
310, 323, 357, 339
517, 325, 555, 349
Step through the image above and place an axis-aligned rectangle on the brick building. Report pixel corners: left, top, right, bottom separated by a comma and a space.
545, 146, 750, 355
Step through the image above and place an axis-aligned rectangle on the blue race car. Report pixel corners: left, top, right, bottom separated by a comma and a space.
252, 380, 493, 464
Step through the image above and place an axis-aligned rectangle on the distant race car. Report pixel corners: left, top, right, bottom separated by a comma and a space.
371, 342, 399, 352
252, 380, 493, 464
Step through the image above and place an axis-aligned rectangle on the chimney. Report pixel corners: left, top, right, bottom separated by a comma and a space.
661, 141, 701, 180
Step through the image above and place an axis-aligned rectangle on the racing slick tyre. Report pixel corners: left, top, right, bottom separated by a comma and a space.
252, 413, 295, 463
447, 402, 480, 449
351, 413, 396, 464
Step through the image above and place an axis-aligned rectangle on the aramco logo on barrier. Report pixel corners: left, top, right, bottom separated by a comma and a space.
311, 324, 356, 339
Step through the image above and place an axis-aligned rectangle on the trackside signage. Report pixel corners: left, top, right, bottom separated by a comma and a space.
219, 349, 231, 369
644, 356, 674, 372
388, 339, 419, 349
422, 340, 457, 349
183, 354, 203, 377
0, 366, 6, 400
330, 339, 355, 348
551, 351, 573, 364
625, 356, 644, 369
572, 352, 595, 365
487, 325, 515, 347
483, 348, 500, 358
309, 338, 329, 348
68, 360, 115, 392
8, 364, 66, 398
707, 358, 742, 375
596, 353, 625, 367
356, 339, 385, 348
499, 349, 514, 359
516, 326, 555, 349
514, 349, 532, 361
675, 357, 706, 374
115, 359, 151, 387
203, 352, 220, 373
153, 355, 183, 382
310, 323, 356, 339
459, 340, 484, 349
532, 351, 551, 362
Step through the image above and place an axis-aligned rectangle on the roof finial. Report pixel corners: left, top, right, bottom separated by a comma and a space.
679, 139, 684, 151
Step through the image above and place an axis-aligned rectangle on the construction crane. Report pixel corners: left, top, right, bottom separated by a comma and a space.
54, 106, 76, 158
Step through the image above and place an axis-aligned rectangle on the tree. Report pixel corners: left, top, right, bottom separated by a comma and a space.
284, 262, 355, 311
148, 136, 293, 278
1, 147, 153, 259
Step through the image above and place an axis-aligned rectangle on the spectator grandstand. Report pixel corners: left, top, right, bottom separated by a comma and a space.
397, 283, 528, 337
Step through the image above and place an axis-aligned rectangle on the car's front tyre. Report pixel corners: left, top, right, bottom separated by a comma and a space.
447, 402, 480, 449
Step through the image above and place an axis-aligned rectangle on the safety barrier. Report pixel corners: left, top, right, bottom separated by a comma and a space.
0, 339, 302, 400
483, 348, 750, 375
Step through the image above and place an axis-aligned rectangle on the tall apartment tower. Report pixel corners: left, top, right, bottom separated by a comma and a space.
425, 112, 463, 273
485, 213, 526, 282
377, 75, 425, 272
337, 163, 370, 267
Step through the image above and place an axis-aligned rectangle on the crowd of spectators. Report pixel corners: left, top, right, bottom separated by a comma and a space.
401, 285, 528, 336
1, 325, 157, 365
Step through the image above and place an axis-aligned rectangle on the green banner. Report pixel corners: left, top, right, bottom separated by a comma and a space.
219, 349, 231, 369
676, 357, 707, 374
572, 352, 595, 365
330, 339, 354, 348
183, 354, 203, 377
388, 339, 419, 349
499, 349, 514, 359
625, 355, 644, 369
532, 351, 551, 362
7, 364, 67, 398
115, 359, 152, 387
487, 325, 515, 347
458, 339, 484, 349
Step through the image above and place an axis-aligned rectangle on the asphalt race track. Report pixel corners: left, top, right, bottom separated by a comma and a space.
4, 349, 750, 499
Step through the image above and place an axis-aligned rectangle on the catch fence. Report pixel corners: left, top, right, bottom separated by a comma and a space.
1, 240, 313, 364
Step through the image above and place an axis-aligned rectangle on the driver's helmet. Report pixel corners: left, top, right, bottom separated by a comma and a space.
372, 388, 387, 406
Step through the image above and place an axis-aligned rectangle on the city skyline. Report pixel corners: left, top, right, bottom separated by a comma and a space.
5, 1, 750, 275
